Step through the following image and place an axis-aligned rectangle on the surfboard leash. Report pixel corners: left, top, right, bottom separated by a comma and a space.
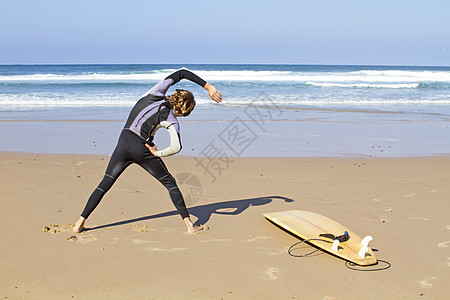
288, 239, 392, 271
344, 260, 391, 271
288, 238, 331, 257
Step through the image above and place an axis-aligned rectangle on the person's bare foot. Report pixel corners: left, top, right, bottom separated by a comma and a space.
184, 217, 208, 234
73, 216, 86, 233
187, 224, 208, 234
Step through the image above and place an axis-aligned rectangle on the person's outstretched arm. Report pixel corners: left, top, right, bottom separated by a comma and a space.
145, 68, 222, 103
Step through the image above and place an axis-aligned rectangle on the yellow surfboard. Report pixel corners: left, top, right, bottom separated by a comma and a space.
264, 210, 377, 266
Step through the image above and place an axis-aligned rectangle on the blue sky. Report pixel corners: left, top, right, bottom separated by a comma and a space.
1, 0, 449, 65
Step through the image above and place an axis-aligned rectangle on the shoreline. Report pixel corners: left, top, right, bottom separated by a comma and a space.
1, 119, 449, 157
2, 150, 450, 158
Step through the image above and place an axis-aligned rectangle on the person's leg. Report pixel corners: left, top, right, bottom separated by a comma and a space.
139, 154, 189, 217
73, 132, 132, 232
137, 152, 204, 233
73, 159, 130, 232
79, 167, 127, 219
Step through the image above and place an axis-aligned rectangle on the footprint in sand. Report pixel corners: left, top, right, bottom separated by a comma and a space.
66, 236, 97, 244
408, 217, 432, 221
148, 247, 186, 252
128, 224, 153, 232
437, 241, 450, 248
130, 239, 154, 244
247, 235, 271, 242
43, 224, 98, 243
404, 193, 416, 198
266, 267, 280, 280
446, 225, 450, 230
42, 224, 75, 234
199, 239, 231, 243
419, 276, 436, 288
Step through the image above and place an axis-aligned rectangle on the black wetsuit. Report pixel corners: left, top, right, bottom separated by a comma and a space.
80, 69, 207, 220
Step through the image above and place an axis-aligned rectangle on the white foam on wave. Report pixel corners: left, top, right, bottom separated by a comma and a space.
306, 82, 420, 89
2, 69, 450, 84
185, 69, 450, 84
209, 96, 450, 106
2, 93, 450, 108
0, 94, 136, 107
199, 97, 450, 107
0, 70, 294, 83
345, 70, 450, 83
356, 69, 450, 79
0, 73, 165, 82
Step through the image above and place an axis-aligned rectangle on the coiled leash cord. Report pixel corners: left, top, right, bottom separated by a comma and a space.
288, 238, 391, 271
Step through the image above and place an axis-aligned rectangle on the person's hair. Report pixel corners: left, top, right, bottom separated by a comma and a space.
167, 89, 196, 117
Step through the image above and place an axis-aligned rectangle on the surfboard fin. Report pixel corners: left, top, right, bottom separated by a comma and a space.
329, 231, 350, 252
358, 246, 368, 258
361, 235, 373, 247
332, 239, 340, 252
358, 236, 373, 258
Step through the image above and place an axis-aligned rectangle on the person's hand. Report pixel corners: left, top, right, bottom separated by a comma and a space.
204, 82, 222, 103
145, 143, 158, 156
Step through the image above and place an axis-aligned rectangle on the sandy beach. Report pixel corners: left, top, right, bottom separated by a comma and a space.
1, 152, 449, 299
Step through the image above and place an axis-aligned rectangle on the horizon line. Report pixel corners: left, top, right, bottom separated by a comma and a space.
1, 62, 449, 68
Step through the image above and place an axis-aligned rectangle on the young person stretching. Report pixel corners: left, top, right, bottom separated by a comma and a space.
73, 68, 222, 234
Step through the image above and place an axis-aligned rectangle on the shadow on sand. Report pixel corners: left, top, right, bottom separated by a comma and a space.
90, 195, 294, 231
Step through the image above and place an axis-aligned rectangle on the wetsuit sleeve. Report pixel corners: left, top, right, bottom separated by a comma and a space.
146, 79, 173, 97
165, 68, 207, 88
145, 68, 207, 97
155, 121, 182, 157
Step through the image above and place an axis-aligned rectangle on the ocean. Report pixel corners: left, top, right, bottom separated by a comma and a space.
1, 64, 449, 156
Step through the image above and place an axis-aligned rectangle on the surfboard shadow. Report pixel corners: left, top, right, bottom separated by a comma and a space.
90, 195, 293, 231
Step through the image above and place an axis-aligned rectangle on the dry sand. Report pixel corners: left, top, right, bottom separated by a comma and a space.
0, 152, 449, 299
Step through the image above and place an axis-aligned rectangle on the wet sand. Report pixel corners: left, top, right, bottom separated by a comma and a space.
0, 117, 449, 157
